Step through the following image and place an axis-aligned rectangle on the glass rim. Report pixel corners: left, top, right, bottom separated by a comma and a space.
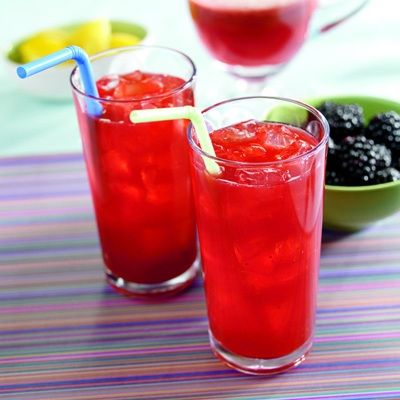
187, 96, 330, 168
69, 45, 196, 103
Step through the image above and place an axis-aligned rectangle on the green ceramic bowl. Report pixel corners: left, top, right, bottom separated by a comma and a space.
4, 20, 149, 99
309, 95, 400, 231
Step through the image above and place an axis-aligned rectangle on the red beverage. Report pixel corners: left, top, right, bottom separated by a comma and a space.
189, 0, 316, 67
188, 99, 328, 374
71, 47, 198, 295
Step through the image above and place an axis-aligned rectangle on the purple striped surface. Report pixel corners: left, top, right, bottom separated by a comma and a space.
0, 153, 399, 400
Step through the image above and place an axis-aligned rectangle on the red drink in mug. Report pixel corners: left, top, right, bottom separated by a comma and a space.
188, 97, 328, 374
189, 0, 317, 67
71, 47, 199, 296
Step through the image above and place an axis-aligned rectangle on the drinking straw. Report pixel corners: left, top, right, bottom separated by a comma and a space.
130, 106, 220, 175
16, 46, 102, 116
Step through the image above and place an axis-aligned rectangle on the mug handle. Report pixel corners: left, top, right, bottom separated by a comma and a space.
309, 0, 369, 37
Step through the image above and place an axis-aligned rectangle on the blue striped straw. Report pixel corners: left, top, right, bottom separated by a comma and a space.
16, 45, 102, 116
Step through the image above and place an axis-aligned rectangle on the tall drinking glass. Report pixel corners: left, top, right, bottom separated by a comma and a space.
71, 46, 199, 296
188, 97, 329, 374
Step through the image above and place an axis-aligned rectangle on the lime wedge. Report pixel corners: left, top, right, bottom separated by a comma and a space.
110, 32, 141, 48
19, 30, 68, 63
68, 19, 111, 55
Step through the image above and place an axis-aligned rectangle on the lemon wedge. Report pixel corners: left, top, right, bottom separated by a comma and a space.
110, 32, 141, 48
68, 19, 112, 55
19, 30, 68, 63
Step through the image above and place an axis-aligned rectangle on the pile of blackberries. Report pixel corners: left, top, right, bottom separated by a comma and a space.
318, 101, 400, 186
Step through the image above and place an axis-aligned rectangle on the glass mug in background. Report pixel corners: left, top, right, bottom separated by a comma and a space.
188, 97, 329, 374
71, 46, 199, 296
188, 0, 369, 90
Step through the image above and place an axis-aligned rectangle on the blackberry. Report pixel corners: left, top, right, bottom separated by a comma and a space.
334, 135, 393, 186
327, 136, 394, 186
375, 168, 400, 184
367, 111, 400, 141
317, 101, 365, 141
366, 111, 400, 167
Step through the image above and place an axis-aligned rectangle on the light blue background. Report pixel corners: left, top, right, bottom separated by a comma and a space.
1, 0, 399, 156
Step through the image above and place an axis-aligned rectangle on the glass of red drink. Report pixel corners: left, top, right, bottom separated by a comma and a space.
70, 46, 199, 296
188, 0, 368, 93
188, 96, 329, 374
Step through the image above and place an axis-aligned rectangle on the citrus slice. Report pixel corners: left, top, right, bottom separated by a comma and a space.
110, 32, 141, 48
19, 30, 68, 63
68, 19, 111, 55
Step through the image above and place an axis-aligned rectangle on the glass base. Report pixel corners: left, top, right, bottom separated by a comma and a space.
209, 331, 313, 375
105, 256, 200, 298
212, 61, 286, 97
220, 62, 285, 80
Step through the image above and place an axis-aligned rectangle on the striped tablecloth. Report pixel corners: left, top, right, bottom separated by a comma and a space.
1, 154, 399, 400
